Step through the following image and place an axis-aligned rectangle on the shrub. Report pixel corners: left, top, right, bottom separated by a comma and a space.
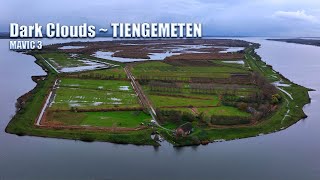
237, 102, 248, 111
79, 134, 95, 142
210, 115, 250, 125
271, 94, 282, 104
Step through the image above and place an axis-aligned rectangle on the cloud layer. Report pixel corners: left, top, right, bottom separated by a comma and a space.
1, 0, 320, 36
273, 10, 318, 23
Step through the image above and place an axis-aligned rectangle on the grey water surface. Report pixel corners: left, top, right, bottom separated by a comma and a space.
0, 38, 320, 180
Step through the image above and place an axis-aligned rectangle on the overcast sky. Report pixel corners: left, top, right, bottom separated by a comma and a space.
1, 0, 320, 36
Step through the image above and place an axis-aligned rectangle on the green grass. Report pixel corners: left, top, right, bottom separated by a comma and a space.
80, 54, 124, 67
41, 52, 86, 68
132, 61, 249, 80
82, 111, 151, 127
59, 78, 134, 92
244, 48, 281, 82
39, 52, 123, 71
197, 106, 251, 117
161, 108, 194, 113
143, 84, 258, 97
149, 94, 219, 107
71, 66, 127, 79
162, 122, 180, 130
51, 87, 140, 110
214, 60, 247, 69
50, 78, 140, 110
46, 111, 151, 128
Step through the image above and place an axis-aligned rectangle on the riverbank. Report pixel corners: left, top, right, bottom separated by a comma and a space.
5, 40, 311, 147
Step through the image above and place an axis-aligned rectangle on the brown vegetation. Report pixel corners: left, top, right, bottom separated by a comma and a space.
165, 52, 244, 61
43, 39, 254, 59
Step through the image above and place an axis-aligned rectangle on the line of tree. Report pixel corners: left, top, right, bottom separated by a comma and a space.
68, 73, 124, 80
156, 109, 197, 124
251, 72, 278, 101
156, 108, 252, 126
139, 75, 253, 85
148, 81, 183, 93
191, 76, 252, 85
139, 75, 189, 83
190, 83, 241, 95
210, 115, 250, 125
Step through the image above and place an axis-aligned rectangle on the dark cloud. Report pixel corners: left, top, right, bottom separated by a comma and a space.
1, 0, 319, 36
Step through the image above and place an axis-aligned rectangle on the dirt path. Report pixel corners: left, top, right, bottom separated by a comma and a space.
124, 66, 156, 114
39, 55, 59, 73
124, 66, 173, 132
35, 79, 59, 125
38, 122, 148, 132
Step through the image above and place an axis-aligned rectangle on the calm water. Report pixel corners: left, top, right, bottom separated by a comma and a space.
0, 38, 320, 180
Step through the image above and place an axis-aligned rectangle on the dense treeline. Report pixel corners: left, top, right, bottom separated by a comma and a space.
138, 75, 252, 85
156, 109, 196, 124
149, 81, 182, 93
210, 115, 250, 125
221, 72, 282, 121
147, 80, 251, 95
66, 73, 124, 80
251, 72, 278, 101
156, 109, 251, 126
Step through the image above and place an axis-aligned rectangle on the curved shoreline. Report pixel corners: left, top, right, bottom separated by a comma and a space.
5, 41, 311, 147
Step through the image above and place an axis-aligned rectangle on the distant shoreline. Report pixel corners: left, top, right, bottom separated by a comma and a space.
268, 38, 320, 47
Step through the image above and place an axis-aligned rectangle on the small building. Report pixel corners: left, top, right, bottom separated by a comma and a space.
175, 122, 193, 137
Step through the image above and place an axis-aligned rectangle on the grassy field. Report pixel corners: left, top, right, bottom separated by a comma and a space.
59, 78, 134, 92
143, 84, 258, 97
69, 66, 127, 79
197, 106, 251, 117
214, 60, 247, 69
41, 52, 86, 68
46, 111, 151, 127
131, 61, 249, 80
149, 94, 219, 107
50, 78, 140, 110
39, 52, 123, 72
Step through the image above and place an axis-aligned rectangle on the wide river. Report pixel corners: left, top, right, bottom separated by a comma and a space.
0, 38, 319, 180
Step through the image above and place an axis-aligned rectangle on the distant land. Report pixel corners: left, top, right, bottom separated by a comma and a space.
0, 32, 9, 39
269, 38, 320, 47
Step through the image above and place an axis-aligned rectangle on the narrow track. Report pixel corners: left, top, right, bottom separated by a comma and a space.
124, 66, 173, 132
39, 55, 59, 73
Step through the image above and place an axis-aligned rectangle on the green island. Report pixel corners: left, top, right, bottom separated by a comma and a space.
6, 39, 311, 146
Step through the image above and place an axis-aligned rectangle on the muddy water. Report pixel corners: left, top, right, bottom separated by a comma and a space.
1, 38, 320, 180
